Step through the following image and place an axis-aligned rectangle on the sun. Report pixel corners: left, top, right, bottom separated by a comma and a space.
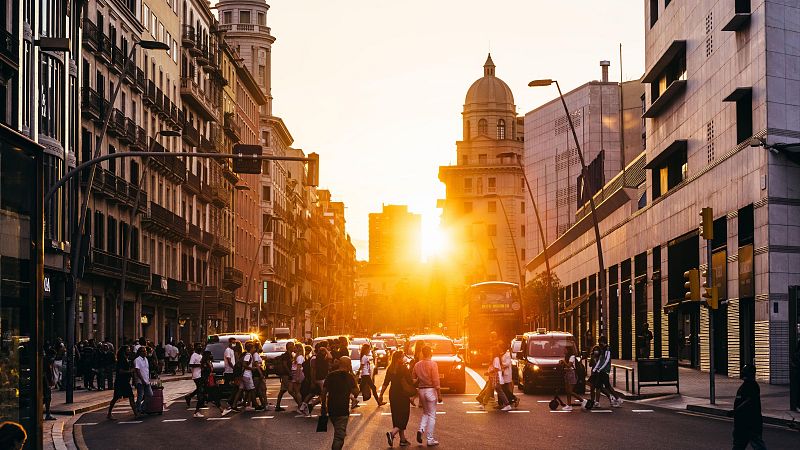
421, 218, 451, 261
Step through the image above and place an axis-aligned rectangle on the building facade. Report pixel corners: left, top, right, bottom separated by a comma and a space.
526, 0, 798, 384
369, 204, 422, 269
438, 55, 526, 333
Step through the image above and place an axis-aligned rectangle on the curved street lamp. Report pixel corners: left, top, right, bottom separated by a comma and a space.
529, 78, 608, 339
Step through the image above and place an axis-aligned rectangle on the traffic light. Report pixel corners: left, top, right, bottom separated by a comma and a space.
700, 207, 714, 240
307, 152, 319, 187
233, 143, 262, 174
684, 269, 700, 301
701, 269, 719, 309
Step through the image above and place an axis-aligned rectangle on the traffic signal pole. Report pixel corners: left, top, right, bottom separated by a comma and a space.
706, 235, 715, 404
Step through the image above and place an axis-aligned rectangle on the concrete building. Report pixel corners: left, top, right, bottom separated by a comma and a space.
525, 0, 800, 384
369, 204, 422, 269
438, 54, 526, 334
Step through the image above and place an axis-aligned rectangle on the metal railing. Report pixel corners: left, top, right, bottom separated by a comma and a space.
611, 363, 636, 394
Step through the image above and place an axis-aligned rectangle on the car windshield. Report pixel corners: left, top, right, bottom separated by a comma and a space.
204, 342, 227, 361
527, 337, 575, 358
372, 341, 385, 350
263, 342, 288, 353
413, 339, 456, 355
511, 340, 522, 353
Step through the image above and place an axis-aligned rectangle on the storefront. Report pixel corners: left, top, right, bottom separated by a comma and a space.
0, 124, 44, 442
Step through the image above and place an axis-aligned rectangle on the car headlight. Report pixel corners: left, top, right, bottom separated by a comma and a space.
533, 364, 540, 372
470, 350, 478, 355
455, 364, 463, 370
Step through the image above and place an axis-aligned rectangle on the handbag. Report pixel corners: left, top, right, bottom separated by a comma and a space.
316, 414, 328, 432
398, 375, 417, 398
206, 372, 216, 388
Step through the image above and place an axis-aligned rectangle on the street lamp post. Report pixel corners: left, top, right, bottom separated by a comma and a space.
529, 79, 608, 339
497, 151, 556, 330
117, 129, 180, 349
63, 39, 170, 403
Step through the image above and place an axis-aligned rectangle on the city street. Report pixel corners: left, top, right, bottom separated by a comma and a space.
74, 369, 799, 450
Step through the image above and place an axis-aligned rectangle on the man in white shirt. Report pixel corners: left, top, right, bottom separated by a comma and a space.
165, 341, 178, 374
134, 347, 152, 414
184, 344, 204, 407
223, 338, 237, 406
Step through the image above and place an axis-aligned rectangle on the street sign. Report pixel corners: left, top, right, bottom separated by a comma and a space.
233, 144, 262, 174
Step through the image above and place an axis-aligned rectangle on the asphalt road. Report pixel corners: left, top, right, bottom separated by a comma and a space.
77, 369, 798, 450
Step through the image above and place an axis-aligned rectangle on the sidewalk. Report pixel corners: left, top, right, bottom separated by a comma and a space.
610, 359, 798, 428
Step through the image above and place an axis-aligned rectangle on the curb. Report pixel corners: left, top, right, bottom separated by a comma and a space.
51, 375, 192, 416
686, 404, 798, 429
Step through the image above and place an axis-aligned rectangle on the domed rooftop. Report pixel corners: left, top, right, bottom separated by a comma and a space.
464, 54, 515, 111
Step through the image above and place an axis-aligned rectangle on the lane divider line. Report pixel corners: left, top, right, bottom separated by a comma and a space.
590, 409, 613, 413
74, 423, 97, 426
207, 417, 230, 421
632, 409, 654, 413
435, 412, 446, 415
508, 410, 530, 413
466, 411, 487, 414
549, 410, 570, 413
118, 421, 142, 424
462, 401, 479, 404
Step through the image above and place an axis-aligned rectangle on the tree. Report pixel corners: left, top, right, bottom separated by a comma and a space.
522, 272, 561, 329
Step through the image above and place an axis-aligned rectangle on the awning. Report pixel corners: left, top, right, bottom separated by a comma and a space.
642, 40, 687, 83
644, 139, 688, 169
563, 294, 591, 313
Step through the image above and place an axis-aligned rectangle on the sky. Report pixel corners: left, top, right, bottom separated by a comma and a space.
263, 0, 646, 261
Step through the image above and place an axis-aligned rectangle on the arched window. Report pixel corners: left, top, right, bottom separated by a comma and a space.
464, 120, 471, 140
478, 119, 488, 135
497, 119, 506, 140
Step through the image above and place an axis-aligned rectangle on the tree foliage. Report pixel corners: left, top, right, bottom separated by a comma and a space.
522, 272, 561, 318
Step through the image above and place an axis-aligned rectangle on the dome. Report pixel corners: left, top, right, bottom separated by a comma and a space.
464, 54, 515, 111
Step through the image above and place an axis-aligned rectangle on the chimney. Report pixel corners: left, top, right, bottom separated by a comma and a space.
600, 60, 611, 82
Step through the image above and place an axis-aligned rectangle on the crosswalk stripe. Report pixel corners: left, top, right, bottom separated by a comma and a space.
508, 410, 530, 413
75, 423, 97, 426
252, 416, 274, 419
350, 413, 361, 417
590, 409, 613, 413
207, 417, 230, 421
536, 400, 550, 403
162, 419, 186, 422
549, 410, 570, 413
435, 412, 446, 415
381, 412, 392, 416
632, 409, 654, 413
462, 401, 479, 404
186, 407, 210, 410
118, 421, 143, 424
466, 411, 487, 414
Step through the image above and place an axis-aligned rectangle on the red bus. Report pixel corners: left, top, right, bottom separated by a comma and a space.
463, 281, 524, 365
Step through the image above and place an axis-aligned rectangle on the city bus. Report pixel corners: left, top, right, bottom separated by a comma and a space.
463, 281, 524, 365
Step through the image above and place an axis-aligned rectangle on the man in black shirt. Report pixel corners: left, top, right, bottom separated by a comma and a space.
322, 356, 358, 450
729, 364, 765, 450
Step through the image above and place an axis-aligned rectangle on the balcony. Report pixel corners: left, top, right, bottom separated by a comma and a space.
223, 112, 241, 142
110, 45, 124, 74
185, 171, 201, 194
180, 77, 217, 120
147, 137, 187, 182
168, 278, 188, 294
143, 201, 187, 240
145, 273, 179, 301
212, 234, 232, 257
108, 109, 126, 138
80, 87, 103, 121
196, 42, 210, 66
86, 247, 150, 286
199, 181, 213, 203
81, 18, 98, 52
123, 60, 136, 86
211, 183, 229, 208
143, 80, 156, 107
133, 68, 145, 94
0, 30, 17, 81
182, 25, 196, 48
121, 118, 136, 144
97, 33, 112, 65
204, 123, 224, 153
223, 266, 244, 290
202, 231, 215, 250
129, 126, 147, 151
155, 87, 167, 117
217, 23, 272, 36
182, 120, 200, 147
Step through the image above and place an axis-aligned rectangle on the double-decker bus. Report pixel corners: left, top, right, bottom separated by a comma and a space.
463, 281, 524, 365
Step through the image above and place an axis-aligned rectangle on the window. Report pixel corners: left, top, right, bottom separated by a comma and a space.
478, 154, 487, 164
497, 119, 506, 140
460, 155, 469, 165
463, 178, 473, 193
488, 201, 496, 213
488, 248, 497, 260
650, 0, 659, 28
478, 119, 488, 135
463, 202, 473, 214
464, 120, 471, 140
223, 11, 232, 24
735, 90, 753, 145
488, 224, 497, 236
521, 248, 526, 260
262, 185, 271, 202
651, 141, 687, 200
488, 177, 496, 192
521, 225, 526, 237
108, 145, 116, 173
94, 211, 105, 249
240, 10, 251, 24
262, 245, 271, 264
39, 54, 64, 141
257, 12, 266, 25
107, 216, 118, 254
143, 4, 150, 30
521, 202, 525, 213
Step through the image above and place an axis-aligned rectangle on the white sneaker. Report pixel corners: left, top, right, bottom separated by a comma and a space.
500, 405, 512, 411
426, 440, 439, 447
615, 397, 624, 406
221, 408, 232, 416
580, 399, 588, 409
562, 405, 573, 411
477, 405, 485, 411
193, 412, 204, 418
299, 403, 309, 415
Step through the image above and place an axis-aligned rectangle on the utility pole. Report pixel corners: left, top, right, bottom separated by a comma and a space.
700, 207, 716, 404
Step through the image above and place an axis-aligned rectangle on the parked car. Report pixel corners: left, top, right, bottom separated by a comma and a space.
371, 333, 399, 351
372, 340, 389, 367
262, 339, 297, 376
408, 334, 466, 393
515, 330, 585, 394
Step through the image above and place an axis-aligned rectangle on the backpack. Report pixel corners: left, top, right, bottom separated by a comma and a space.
314, 355, 329, 380
275, 353, 291, 376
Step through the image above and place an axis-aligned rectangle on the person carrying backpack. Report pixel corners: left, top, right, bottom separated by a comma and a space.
274, 341, 297, 411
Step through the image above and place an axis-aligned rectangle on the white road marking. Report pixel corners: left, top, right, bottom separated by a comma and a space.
549, 410, 571, 413
381, 412, 392, 416
465, 367, 486, 389
632, 409, 654, 413
162, 419, 186, 422
466, 411, 487, 414
435, 412, 446, 415
590, 409, 613, 413
350, 413, 361, 417
75, 423, 97, 426
508, 410, 530, 413
118, 421, 142, 424
186, 407, 209, 410
207, 417, 230, 421
252, 416, 274, 419
462, 401, 479, 404
536, 400, 550, 403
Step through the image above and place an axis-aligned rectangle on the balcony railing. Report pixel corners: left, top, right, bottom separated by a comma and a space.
155, 87, 165, 115
147, 137, 187, 181
80, 87, 102, 121
212, 234, 231, 256
144, 80, 156, 106
108, 109, 126, 137
97, 33, 112, 64
110, 45, 124, 74
223, 112, 241, 142
223, 266, 244, 290
196, 41, 210, 66
202, 231, 215, 249
199, 181, 213, 202
134, 68, 145, 93
211, 183, 228, 208
217, 24, 271, 36
182, 120, 200, 147
168, 277, 188, 294
182, 25, 196, 48
144, 201, 187, 239
130, 126, 147, 151
122, 118, 136, 144
81, 18, 98, 52
180, 76, 217, 120
87, 247, 150, 286
185, 171, 201, 194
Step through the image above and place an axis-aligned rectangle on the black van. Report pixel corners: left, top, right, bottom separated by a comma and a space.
515, 330, 585, 394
